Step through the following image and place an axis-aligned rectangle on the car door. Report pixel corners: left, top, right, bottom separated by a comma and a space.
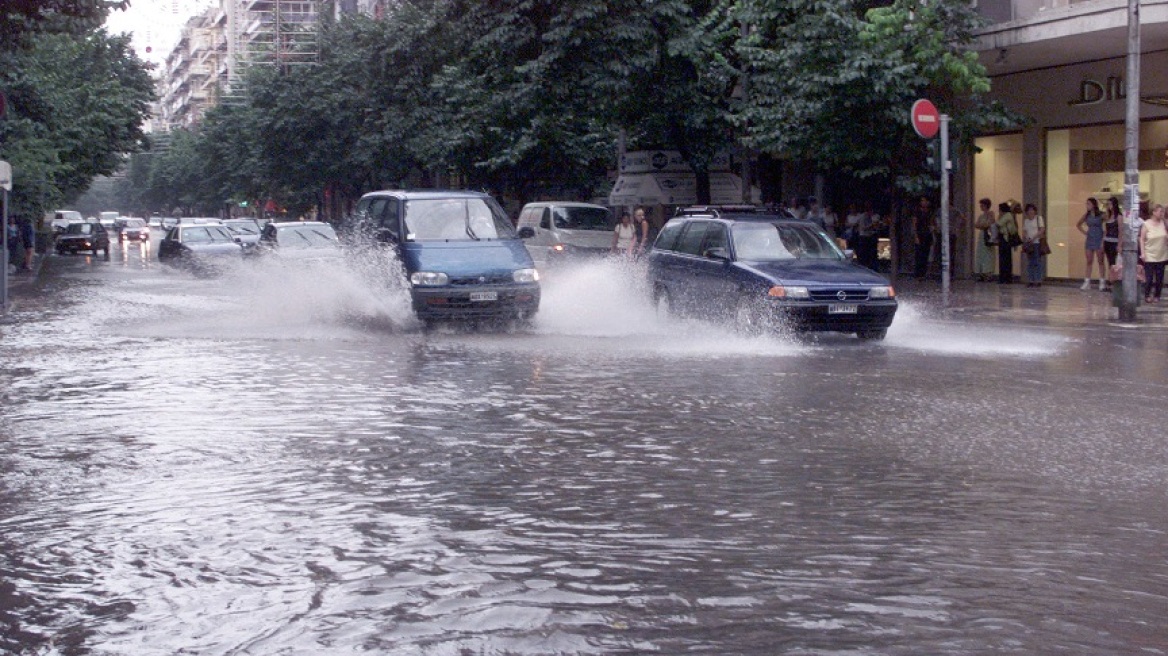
691, 222, 738, 318
665, 220, 713, 315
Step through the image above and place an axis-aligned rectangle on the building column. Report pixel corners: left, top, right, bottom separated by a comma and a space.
1023, 125, 1045, 211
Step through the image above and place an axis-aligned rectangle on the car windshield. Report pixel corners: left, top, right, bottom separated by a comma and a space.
552, 206, 611, 231
224, 221, 260, 235
66, 223, 96, 235
404, 198, 515, 241
731, 223, 844, 261
275, 225, 339, 249
182, 226, 236, 243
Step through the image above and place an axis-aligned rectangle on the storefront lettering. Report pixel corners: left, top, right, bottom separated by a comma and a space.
1069, 76, 1125, 106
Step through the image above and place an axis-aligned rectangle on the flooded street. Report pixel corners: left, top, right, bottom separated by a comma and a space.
2, 245, 1168, 655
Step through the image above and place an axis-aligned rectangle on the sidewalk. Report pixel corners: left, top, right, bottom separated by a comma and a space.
894, 276, 1168, 331
3, 250, 49, 311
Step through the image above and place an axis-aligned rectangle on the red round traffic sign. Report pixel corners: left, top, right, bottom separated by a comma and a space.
911, 99, 939, 139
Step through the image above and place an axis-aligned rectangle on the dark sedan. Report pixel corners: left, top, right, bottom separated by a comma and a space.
55, 222, 110, 257
158, 224, 244, 273
118, 218, 149, 243
648, 208, 897, 339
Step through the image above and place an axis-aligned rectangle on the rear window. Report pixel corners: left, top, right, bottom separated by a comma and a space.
674, 221, 713, 256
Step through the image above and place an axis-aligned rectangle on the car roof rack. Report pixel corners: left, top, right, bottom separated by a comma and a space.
674, 204, 796, 219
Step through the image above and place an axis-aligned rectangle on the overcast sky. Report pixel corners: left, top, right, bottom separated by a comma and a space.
104, 0, 217, 69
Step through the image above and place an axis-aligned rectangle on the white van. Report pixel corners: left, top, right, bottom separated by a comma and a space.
515, 202, 614, 270
50, 210, 83, 232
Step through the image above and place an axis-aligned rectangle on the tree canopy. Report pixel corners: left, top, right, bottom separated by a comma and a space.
112, 0, 1019, 219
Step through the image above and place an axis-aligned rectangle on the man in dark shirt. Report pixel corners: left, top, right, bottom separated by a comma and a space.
912, 196, 937, 279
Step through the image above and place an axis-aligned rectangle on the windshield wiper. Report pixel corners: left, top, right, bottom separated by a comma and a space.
464, 204, 480, 240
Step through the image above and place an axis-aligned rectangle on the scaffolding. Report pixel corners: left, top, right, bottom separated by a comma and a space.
226, 0, 320, 94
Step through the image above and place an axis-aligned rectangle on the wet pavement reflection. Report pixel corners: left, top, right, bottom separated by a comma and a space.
2, 246, 1167, 654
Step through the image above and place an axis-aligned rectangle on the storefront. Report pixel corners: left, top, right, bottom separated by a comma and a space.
974, 50, 1168, 280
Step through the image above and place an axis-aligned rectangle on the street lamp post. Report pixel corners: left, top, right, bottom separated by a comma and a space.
1119, 0, 1141, 322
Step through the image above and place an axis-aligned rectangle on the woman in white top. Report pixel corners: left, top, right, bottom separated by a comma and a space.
1140, 203, 1168, 303
1021, 203, 1047, 287
612, 211, 636, 255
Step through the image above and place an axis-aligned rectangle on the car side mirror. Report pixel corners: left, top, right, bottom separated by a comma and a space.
843, 249, 856, 260
517, 227, 535, 239
704, 247, 731, 261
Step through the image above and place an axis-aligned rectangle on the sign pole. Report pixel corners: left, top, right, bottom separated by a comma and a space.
940, 114, 951, 307
1118, 0, 1141, 322
1, 187, 8, 314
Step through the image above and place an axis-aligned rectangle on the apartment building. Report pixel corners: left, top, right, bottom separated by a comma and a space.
971, 0, 1168, 279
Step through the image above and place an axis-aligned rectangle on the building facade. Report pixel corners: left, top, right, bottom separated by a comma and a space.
970, 0, 1168, 279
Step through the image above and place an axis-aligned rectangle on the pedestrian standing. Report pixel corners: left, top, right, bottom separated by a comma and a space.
1140, 203, 1168, 303
633, 206, 651, 254
1101, 196, 1121, 290
912, 196, 937, 279
995, 202, 1018, 284
612, 211, 636, 256
1021, 203, 1046, 287
16, 216, 35, 272
974, 198, 997, 282
1075, 198, 1106, 290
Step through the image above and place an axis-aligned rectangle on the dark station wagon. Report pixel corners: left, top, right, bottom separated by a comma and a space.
648, 207, 897, 339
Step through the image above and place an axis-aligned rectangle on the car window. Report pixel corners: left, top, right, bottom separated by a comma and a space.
674, 221, 713, 256
182, 227, 212, 243
701, 224, 729, 253
654, 220, 685, 252
553, 207, 611, 231
276, 225, 339, 248
539, 208, 551, 230
731, 223, 843, 261
404, 198, 516, 241
208, 226, 238, 242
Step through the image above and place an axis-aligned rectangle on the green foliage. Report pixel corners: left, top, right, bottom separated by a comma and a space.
0, 29, 154, 220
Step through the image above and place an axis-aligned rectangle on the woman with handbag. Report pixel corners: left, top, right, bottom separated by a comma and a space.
1139, 203, 1168, 303
974, 198, 997, 282
1021, 203, 1047, 287
995, 202, 1019, 284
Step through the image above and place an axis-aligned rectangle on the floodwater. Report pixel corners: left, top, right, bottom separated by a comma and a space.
2, 243, 1167, 655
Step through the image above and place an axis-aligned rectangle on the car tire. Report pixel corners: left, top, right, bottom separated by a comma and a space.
653, 287, 672, 319
734, 295, 767, 336
856, 329, 887, 341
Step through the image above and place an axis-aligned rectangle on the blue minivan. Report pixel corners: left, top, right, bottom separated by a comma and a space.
347, 190, 540, 324
648, 207, 897, 339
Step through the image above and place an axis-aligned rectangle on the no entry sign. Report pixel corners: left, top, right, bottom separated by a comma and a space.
911, 99, 940, 139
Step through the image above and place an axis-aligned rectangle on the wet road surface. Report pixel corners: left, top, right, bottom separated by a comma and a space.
2, 242, 1167, 655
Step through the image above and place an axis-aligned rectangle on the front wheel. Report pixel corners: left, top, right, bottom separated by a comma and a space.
653, 287, 672, 320
734, 296, 768, 336
856, 329, 887, 341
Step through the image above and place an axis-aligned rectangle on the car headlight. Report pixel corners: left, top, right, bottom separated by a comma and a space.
767, 285, 810, 299
512, 268, 539, 283
410, 271, 449, 286
868, 286, 895, 299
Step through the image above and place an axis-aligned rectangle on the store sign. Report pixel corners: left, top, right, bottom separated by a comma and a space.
1069, 76, 1125, 107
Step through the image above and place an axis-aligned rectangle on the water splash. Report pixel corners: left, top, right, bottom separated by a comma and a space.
885, 301, 1067, 357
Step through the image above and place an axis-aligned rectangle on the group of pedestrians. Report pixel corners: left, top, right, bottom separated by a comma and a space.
611, 206, 652, 256
973, 199, 1049, 286
791, 198, 886, 270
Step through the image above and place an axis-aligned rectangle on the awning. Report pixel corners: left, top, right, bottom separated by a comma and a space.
709, 172, 761, 205
609, 171, 759, 206
608, 172, 698, 206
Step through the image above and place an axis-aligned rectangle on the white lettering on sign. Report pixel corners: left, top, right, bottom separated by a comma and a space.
916, 115, 937, 123
1070, 76, 1125, 106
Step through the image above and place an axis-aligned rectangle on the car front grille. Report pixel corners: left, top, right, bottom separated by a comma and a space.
449, 274, 514, 286
809, 289, 870, 302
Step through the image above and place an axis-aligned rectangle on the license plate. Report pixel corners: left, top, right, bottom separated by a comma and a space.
469, 291, 498, 302
828, 304, 858, 314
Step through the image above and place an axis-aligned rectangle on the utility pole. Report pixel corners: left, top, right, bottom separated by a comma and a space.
1119, 0, 1141, 322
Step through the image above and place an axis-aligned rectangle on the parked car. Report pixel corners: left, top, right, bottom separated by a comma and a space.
346, 190, 540, 325
158, 224, 243, 273
118, 218, 149, 242
55, 221, 110, 257
222, 218, 263, 249
648, 206, 897, 340
515, 202, 614, 269
252, 221, 342, 262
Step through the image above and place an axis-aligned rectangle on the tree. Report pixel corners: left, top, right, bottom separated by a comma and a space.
0, 0, 125, 50
0, 28, 154, 220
